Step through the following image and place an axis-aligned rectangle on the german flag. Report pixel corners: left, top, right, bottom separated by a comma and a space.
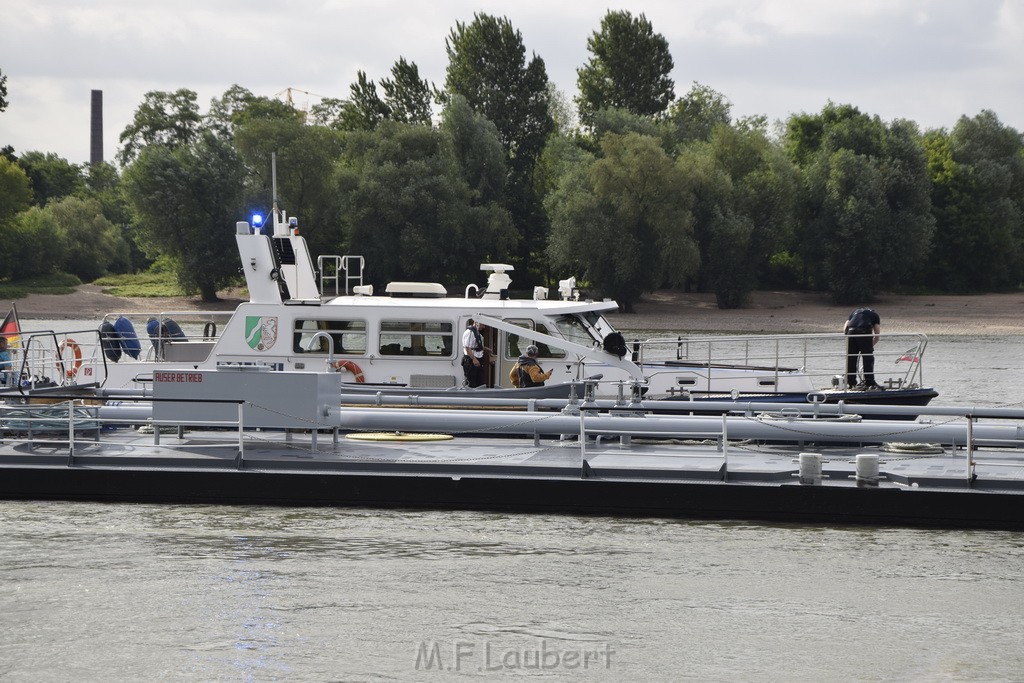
1, 304, 21, 349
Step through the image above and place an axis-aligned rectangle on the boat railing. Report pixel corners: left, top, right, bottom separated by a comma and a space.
626, 332, 929, 391
0, 397, 343, 464
318, 254, 365, 297
2, 327, 107, 393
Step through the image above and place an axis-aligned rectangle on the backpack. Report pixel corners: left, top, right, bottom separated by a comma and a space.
603, 332, 628, 359
849, 308, 875, 332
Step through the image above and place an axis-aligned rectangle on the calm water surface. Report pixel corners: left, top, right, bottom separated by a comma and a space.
2, 322, 1023, 680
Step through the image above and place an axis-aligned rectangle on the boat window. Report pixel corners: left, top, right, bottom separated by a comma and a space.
379, 320, 454, 357
293, 319, 367, 355
581, 311, 618, 340
551, 315, 601, 348
505, 320, 566, 359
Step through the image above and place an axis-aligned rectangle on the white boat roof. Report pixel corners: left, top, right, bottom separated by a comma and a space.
324, 293, 619, 315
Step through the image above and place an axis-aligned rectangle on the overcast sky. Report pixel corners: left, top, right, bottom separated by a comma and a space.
3, 0, 1022, 166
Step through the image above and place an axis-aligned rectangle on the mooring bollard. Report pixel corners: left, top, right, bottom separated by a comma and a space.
798, 452, 822, 486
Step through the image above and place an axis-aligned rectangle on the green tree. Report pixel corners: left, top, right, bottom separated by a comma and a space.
206, 85, 302, 138
47, 196, 128, 281
440, 95, 507, 205
17, 152, 84, 206
0, 156, 32, 222
381, 58, 434, 125
117, 89, 203, 166
0, 156, 34, 277
335, 118, 516, 287
924, 111, 1024, 291
339, 71, 390, 131
546, 133, 698, 312
445, 13, 554, 274
785, 104, 934, 302
665, 83, 731, 147
234, 117, 346, 258
576, 11, 675, 127
679, 124, 797, 308
2, 206, 67, 280
122, 131, 246, 301
0, 67, 8, 112
81, 161, 137, 273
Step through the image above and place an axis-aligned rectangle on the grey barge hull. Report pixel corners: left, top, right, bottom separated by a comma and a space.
2, 429, 1022, 531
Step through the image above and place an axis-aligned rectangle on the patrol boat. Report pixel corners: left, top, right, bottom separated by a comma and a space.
4, 209, 937, 408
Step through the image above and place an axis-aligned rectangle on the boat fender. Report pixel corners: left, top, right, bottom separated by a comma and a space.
331, 359, 366, 382
57, 338, 83, 379
162, 318, 187, 339
603, 332, 628, 359
203, 322, 217, 340
99, 321, 121, 363
145, 317, 163, 350
114, 316, 142, 359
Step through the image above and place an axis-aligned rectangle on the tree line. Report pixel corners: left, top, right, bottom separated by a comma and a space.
1, 11, 1022, 311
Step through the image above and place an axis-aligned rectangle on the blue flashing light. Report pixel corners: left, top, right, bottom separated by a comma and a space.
252, 213, 264, 227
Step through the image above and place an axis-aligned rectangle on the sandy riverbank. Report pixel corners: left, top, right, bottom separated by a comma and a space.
8, 285, 1024, 336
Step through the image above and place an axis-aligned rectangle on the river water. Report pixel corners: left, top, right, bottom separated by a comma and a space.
2, 322, 1023, 680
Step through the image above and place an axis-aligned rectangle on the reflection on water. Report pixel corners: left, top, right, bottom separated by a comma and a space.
4, 323, 1024, 678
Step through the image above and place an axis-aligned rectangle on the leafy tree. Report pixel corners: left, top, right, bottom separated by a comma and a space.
117, 89, 203, 166
380, 58, 434, 125
445, 13, 554, 274
335, 118, 516, 287
206, 85, 303, 138
339, 71, 390, 131
308, 97, 347, 129
679, 124, 797, 308
440, 95, 507, 205
546, 133, 698, 312
785, 104, 934, 302
576, 11, 675, 127
46, 196, 128, 281
924, 111, 1024, 291
0, 67, 7, 112
0, 156, 32, 222
16, 152, 84, 206
81, 161, 137, 272
233, 117, 346, 258
665, 83, 732, 148
122, 131, 246, 301
2, 206, 67, 280
0, 156, 33, 277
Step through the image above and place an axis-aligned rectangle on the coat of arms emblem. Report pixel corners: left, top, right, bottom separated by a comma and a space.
244, 316, 278, 351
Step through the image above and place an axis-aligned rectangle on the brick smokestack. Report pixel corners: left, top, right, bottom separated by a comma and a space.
90, 89, 103, 165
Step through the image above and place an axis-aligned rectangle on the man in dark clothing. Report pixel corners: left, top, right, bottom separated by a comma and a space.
461, 319, 490, 387
844, 308, 881, 390
509, 345, 553, 388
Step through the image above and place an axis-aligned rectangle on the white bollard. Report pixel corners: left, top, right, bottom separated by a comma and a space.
855, 453, 880, 487
798, 452, 822, 486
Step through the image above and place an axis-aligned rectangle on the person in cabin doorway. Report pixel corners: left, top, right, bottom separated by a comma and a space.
0, 336, 13, 387
461, 318, 491, 388
509, 345, 553, 388
844, 307, 881, 390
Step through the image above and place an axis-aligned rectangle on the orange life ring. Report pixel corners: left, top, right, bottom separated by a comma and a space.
57, 338, 83, 379
331, 359, 365, 382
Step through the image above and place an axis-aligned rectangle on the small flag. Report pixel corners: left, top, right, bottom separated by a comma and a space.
1, 304, 21, 350
896, 348, 919, 363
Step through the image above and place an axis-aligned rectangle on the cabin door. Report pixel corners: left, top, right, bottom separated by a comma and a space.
498, 319, 534, 389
